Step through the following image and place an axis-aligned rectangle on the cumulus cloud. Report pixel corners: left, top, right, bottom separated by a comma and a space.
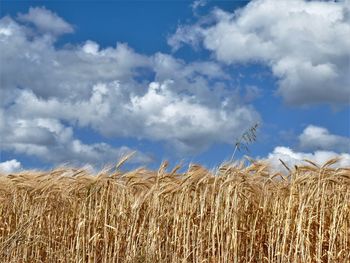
169, 0, 350, 106
298, 125, 350, 152
126, 81, 258, 153
0, 110, 151, 167
0, 7, 260, 167
17, 6, 74, 35
8, 80, 258, 155
0, 159, 22, 174
264, 125, 350, 173
265, 146, 350, 173
0, 16, 150, 101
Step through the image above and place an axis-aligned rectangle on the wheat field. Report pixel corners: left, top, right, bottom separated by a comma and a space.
0, 158, 349, 263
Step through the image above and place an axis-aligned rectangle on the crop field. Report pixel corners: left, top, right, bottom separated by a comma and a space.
0, 158, 349, 263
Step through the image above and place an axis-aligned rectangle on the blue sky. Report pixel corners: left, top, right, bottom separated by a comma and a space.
0, 0, 349, 173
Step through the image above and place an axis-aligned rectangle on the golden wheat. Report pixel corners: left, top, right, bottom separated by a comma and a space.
0, 159, 349, 263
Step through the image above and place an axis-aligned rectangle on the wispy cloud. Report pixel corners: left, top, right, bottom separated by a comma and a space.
17, 6, 74, 36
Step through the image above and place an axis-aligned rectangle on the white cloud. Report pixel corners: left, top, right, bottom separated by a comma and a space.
0, 11, 260, 160
264, 124, 350, 172
17, 7, 74, 36
126, 81, 258, 153
0, 27, 12, 36
0, 159, 22, 174
0, 17, 150, 101
0, 110, 151, 167
265, 146, 350, 173
298, 125, 350, 152
169, 0, 350, 106
82, 40, 100, 55
8, 80, 259, 155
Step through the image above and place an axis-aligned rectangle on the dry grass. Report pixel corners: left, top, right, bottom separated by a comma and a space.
0, 159, 349, 262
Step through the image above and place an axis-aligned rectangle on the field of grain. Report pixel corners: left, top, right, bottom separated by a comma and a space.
0, 158, 349, 263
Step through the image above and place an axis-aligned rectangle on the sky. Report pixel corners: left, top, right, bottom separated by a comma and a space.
0, 0, 349, 173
